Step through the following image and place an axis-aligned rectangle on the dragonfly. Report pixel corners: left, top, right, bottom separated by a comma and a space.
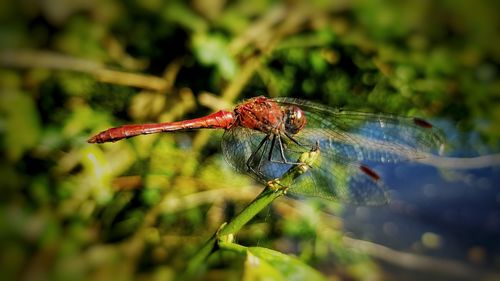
88, 96, 444, 205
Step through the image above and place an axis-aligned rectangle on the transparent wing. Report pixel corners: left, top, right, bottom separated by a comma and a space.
222, 126, 389, 205
273, 97, 445, 163
288, 155, 389, 206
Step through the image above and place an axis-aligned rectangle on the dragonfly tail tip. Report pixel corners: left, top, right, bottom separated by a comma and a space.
87, 135, 98, 143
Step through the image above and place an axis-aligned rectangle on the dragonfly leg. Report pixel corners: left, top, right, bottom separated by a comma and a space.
268, 134, 305, 165
284, 132, 302, 146
276, 135, 289, 162
246, 133, 314, 181
267, 134, 277, 161
246, 134, 271, 179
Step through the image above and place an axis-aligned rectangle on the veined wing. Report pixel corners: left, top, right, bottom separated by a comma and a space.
222, 126, 389, 205
273, 97, 445, 163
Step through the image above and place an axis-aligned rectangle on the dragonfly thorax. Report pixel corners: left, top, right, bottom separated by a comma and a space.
233, 97, 285, 134
233, 97, 307, 137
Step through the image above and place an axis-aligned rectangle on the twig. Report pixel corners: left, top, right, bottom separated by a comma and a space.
161, 57, 184, 93
198, 92, 233, 111
94, 68, 167, 91
342, 236, 498, 280
416, 153, 500, 169
158, 186, 260, 213
0, 50, 168, 91
227, 5, 287, 55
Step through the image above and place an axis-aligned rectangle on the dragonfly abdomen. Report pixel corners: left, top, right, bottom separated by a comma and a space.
88, 110, 235, 143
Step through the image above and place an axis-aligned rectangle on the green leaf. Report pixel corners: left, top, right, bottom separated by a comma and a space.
0, 90, 41, 162
191, 33, 238, 79
244, 247, 326, 281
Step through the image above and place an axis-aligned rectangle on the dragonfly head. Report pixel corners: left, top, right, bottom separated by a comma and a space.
283, 105, 306, 135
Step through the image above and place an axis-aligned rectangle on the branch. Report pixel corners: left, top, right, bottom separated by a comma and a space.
342, 236, 498, 280
416, 153, 500, 169
0, 50, 168, 91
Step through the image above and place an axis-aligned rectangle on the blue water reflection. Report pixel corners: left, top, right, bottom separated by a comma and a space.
341, 121, 500, 279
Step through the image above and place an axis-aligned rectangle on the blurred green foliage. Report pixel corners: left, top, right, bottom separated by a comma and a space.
0, 0, 498, 280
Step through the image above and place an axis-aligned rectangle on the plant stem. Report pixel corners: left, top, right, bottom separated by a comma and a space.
179, 145, 320, 280
179, 187, 283, 281
218, 241, 248, 254
219, 187, 283, 236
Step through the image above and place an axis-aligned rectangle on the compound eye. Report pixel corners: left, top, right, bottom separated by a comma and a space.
284, 106, 306, 135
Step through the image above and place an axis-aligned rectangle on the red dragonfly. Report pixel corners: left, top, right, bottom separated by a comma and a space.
89, 96, 444, 205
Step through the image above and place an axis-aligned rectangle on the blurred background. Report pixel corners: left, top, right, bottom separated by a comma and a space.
0, 0, 499, 280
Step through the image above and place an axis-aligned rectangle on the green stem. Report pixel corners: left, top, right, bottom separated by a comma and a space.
218, 241, 248, 254
219, 187, 284, 236
180, 233, 217, 281
179, 145, 320, 280
179, 187, 283, 281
